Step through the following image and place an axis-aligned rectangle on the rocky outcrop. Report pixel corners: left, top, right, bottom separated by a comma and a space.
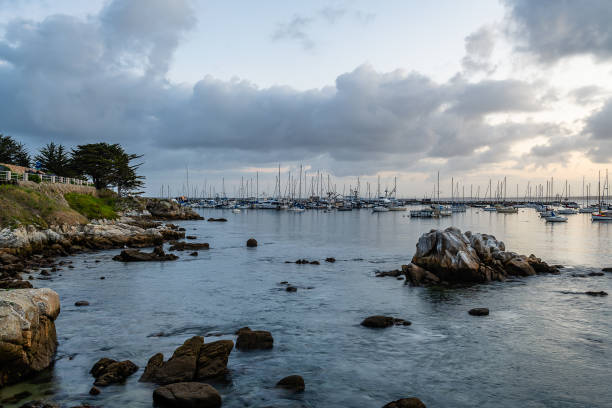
383, 397, 426, 408
235, 327, 274, 350
361, 316, 411, 328
90, 357, 138, 386
112, 246, 178, 262
140, 336, 234, 384
276, 375, 305, 392
153, 382, 222, 408
409, 227, 559, 285
0, 288, 60, 387
144, 199, 203, 221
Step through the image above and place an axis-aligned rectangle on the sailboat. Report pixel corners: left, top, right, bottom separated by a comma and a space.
544, 211, 568, 222
592, 170, 612, 221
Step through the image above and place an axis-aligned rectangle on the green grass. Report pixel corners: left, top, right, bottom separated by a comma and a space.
64, 192, 118, 220
0, 185, 67, 228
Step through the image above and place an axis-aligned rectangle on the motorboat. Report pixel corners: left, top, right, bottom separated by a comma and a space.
373, 206, 390, 212
232, 208, 241, 214
288, 206, 305, 212
410, 208, 434, 217
483, 206, 497, 211
496, 206, 518, 213
556, 208, 577, 215
388, 205, 407, 211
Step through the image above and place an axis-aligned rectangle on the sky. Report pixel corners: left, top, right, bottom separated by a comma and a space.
1, 0, 612, 198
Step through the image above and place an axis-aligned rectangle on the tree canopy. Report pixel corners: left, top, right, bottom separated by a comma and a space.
71, 143, 144, 195
0, 134, 30, 167
34, 142, 72, 176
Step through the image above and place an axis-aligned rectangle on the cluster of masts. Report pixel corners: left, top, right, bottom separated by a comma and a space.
160, 166, 611, 208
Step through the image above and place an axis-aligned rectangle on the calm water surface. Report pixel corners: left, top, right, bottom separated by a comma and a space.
2, 208, 611, 407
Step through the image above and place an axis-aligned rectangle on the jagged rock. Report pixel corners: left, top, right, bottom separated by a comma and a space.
235, 327, 274, 350
145, 199, 204, 220
0, 288, 60, 387
276, 375, 305, 392
112, 246, 178, 262
168, 242, 209, 251
361, 316, 411, 328
468, 308, 489, 316
90, 358, 138, 386
140, 336, 234, 384
383, 397, 426, 408
402, 264, 440, 286
153, 382, 221, 408
411, 228, 556, 285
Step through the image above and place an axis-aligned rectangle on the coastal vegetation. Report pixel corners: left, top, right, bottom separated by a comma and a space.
0, 134, 144, 196
64, 191, 118, 220
0, 184, 85, 229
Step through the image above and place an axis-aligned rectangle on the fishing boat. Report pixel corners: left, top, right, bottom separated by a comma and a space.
373, 206, 390, 212
545, 212, 568, 222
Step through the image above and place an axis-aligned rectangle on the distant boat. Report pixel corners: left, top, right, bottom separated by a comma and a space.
232, 208, 241, 214
388, 205, 406, 211
483, 206, 497, 212
544, 212, 567, 222
592, 211, 612, 221
373, 206, 389, 212
496, 206, 518, 213
288, 206, 305, 212
410, 208, 434, 217
556, 208, 577, 215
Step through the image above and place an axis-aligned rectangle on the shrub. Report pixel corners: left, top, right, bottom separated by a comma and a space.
28, 174, 41, 183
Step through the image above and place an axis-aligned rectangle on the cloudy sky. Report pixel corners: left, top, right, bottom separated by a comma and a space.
1, 0, 611, 198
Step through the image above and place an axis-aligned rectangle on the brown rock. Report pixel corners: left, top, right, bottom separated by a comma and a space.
168, 242, 209, 251
153, 382, 221, 408
195, 340, 234, 380
75, 301, 89, 306
89, 386, 101, 395
275, 375, 305, 392
246, 238, 258, 247
325, 257, 336, 263
468, 308, 490, 316
383, 397, 427, 408
235, 328, 274, 350
112, 247, 178, 262
361, 315, 411, 328
286, 286, 297, 292
90, 358, 138, 386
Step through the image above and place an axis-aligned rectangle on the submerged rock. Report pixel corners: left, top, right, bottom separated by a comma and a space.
286, 285, 298, 292
168, 242, 210, 251
207, 218, 227, 222
361, 315, 411, 328
585, 291, 608, 296
153, 382, 221, 408
375, 269, 402, 278
325, 257, 336, 263
140, 336, 234, 384
235, 327, 274, 350
75, 300, 89, 306
468, 308, 490, 316
383, 397, 427, 408
246, 238, 258, 247
0, 288, 60, 387
276, 375, 305, 392
410, 227, 558, 285
112, 246, 178, 262
90, 358, 138, 386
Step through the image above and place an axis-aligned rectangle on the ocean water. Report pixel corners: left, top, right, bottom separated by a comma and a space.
1, 207, 611, 407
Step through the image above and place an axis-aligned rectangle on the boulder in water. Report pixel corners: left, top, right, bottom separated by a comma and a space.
383, 397, 427, 408
112, 246, 178, 262
246, 238, 258, 247
153, 382, 221, 408
0, 288, 60, 387
90, 358, 138, 386
276, 375, 305, 392
468, 308, 490, 316
235, 327, 274, 350
361, 315, 411, 328
168, 242, 209, 251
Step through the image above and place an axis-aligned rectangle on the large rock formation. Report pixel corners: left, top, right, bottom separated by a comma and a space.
140, 336, 234, 384
145, 199, 203, 220
0, 288, 60, 387
408, 227, 558, 285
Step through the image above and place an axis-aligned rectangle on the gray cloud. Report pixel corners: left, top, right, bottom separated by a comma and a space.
504, 0, 612, 62
0, 0, 562, 193
461, 26, 496, 74
271, 6, 375, 50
